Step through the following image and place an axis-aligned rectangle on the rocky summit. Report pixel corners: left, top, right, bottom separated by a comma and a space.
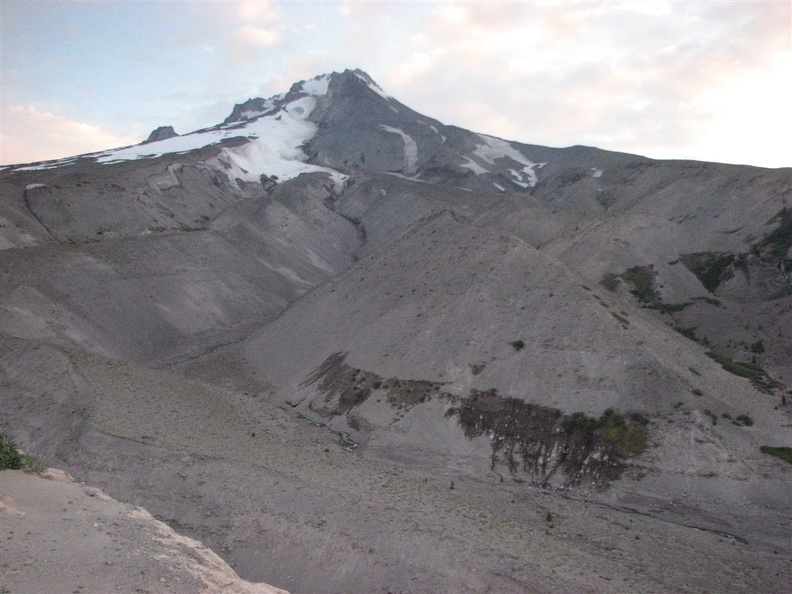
1, 69, 790, 593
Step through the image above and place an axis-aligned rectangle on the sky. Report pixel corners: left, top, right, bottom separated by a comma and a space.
1, 1, 790, 168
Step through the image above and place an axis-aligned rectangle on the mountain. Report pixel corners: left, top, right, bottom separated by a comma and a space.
1, 69, 790, 593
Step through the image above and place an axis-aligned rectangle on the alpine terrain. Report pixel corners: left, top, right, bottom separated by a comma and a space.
1, 69, 790, 593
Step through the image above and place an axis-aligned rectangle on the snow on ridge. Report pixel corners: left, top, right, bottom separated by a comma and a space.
301, 74, 331, 97
93, 94, 344, 190
474, 135, 539, 187
380, 125, 418, 176
356, 73, 390, 99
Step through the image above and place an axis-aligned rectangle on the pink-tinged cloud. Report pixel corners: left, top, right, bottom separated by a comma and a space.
372, 1, 791, 166
0, 106, 138, 166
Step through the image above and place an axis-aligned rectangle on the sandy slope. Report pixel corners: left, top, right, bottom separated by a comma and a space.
0, 468, 287, 594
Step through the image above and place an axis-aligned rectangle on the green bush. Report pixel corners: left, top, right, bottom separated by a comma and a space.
0, 432, 44, 472
0, 432, 22, 470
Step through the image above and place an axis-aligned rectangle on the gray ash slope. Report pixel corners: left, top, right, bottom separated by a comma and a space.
1, 69, 790, 593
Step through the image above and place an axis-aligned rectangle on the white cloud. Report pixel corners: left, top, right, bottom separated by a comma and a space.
358, 1, 791, 167
0, 105, 138, 165
231, 25, 282, 48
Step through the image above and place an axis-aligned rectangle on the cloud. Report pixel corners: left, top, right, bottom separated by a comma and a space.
0, 105, 138, 165
347, 1, 791, 166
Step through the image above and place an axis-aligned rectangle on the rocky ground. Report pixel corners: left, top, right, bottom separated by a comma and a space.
0, 468, 287, 594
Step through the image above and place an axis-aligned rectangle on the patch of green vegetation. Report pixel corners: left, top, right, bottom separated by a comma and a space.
689, 366, 701, 376
680, 252, 736, 293
557, 408, 648, 458
0, 432, 44, 473
453, 392, 649, 487
760, 446, 792, 465
621, 265, 660, 304
0, 432, 22, 470
691, 388, 703, 396
705, 350, 784, 394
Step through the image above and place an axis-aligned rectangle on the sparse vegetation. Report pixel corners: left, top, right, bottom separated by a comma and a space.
760, 446, 792, 465
621, 265, 659, 304
470, 363, 485, 375
755, 208, 792, 262
703, 409, 717, 425
680, 252, 736, 293
611, 312, 630, 328
510, 340, 525, 351
734, 414, 754, 427
705, 350, 783, 394
0, 432, 22, 470
600, 274, 621, 292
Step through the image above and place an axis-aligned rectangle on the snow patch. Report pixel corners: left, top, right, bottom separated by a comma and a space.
16, 157, 79, 171
283, 96, 317, 121
25, 183, 46, 190
379, 125, 418, 176
473, 135, 539, 187
301, 74, 331, 97
592, 168, 603, 178
460, 157, 489, 176
493, 183, 506, 192
508, 169, 530, 188
356, 73, 390, 99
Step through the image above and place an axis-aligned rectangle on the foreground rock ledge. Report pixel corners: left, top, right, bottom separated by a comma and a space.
0, 468, 287, 594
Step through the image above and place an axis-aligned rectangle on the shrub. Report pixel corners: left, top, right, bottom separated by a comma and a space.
510, 340, 525, 351
735, 414, 754, 427
0, 432, 22, 470
0, 432, 44, 473
760, 446, 792, 465
621, 266, 659, 304
680, 252, 736, 293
